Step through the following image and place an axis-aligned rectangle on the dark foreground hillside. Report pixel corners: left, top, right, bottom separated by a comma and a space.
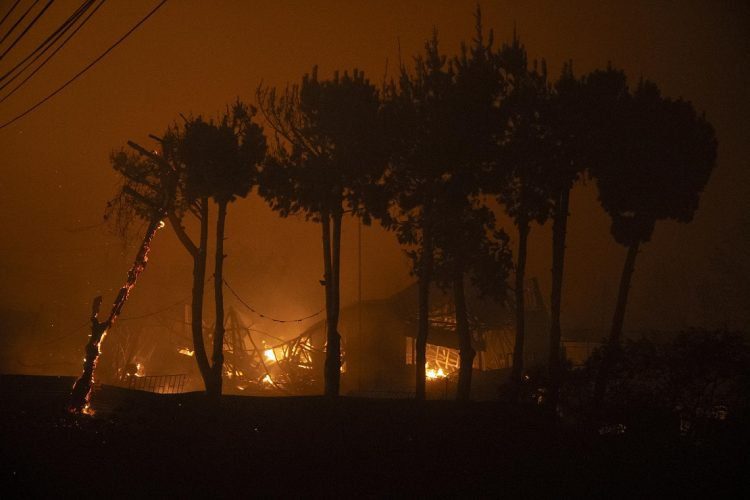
0, 375, 746, 497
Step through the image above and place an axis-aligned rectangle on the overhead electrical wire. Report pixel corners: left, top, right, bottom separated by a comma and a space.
0, 0, 38, 46
0, 0, 105, 103
118, 275, 214, 322
118, 295, 190, 322
223, 278, 325, 324
0, 0, 93, 86
0, 0, 54, 61
0, 0, 22, 30
0, 0, 167, 131
37, 320, 90, 346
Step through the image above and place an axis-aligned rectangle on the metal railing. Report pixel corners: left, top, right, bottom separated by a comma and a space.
126, 373, 186, 394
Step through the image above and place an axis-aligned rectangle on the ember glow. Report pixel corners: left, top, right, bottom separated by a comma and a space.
263, 348, 277, 363
425, 365, 448, 380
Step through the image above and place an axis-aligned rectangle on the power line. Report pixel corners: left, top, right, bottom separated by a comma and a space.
0, 0, 167, 131
37, 320, 90, 346
0, 0, 39, 46
64, 218, 107, 233
0, 0, 54, 61
247, 327, 288, 345
224, 278, 325, 323
0, 0, 93, 86
0, 0, 22, 30
118, 295, 189, 321
118, 275, 214, 321
0, 0, 104, 103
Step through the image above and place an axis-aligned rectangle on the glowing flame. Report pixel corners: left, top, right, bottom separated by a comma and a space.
425, 365, 447, 380
264, 349, 276, 363
262, 374, 273, 385
178, 347, 194, 356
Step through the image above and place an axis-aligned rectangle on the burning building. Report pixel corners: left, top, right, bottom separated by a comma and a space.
95, 278, 549, 399
299, 278, 550, 398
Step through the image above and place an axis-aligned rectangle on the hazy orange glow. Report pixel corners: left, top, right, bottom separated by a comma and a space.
0, 1, 747, 379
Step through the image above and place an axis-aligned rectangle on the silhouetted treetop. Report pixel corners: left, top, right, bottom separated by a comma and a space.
493, 31, 554, 226
257, 67, 385, 222
106, 137, 177, 239
591, 78, 717, 246
167, 100, 266, 206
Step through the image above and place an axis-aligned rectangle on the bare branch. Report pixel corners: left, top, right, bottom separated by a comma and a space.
168, 211, 198, 257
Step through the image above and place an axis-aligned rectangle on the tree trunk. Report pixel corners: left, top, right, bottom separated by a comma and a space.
510, 217, 529, 397
330, 210, 343, 396
415, 220, 433, 401
210, 200, 228, 399
593, 240, 640, 406
69, 217, 163, 413
322, 209, 342, 397
548, 188, 570, 413
192, 198, 214, 396
455, 271, 475, 402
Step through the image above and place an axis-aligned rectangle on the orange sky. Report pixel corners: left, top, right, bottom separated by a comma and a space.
1, 0, 748, 349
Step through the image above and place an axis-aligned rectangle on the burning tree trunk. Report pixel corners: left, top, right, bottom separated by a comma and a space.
455, 271, 475, 402
69, 217, 163, 413
593, 240, 640, 406
415, 220, 434, 401
547, 187, 570, 413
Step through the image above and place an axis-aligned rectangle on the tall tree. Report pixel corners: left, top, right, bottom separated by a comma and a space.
117, 129, 213, 396
431, 199, 513, 401
493, 32, 554, 395
444, 10, 511, 401
590, 78, 717, 405
381, 15, 502, 400
173, 101, 266, 398
543, 62, 589, 411
112, 101, 265, 399
380, 10, 508, 401
257, 68, 385, 397
69, 138, 177, 413
380, 33, 451, 400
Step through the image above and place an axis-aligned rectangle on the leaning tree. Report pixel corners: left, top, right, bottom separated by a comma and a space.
110, 101, 266, 399
68, 136, 177, 413
590, 78, 717, 405
257, 67, 386, 397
